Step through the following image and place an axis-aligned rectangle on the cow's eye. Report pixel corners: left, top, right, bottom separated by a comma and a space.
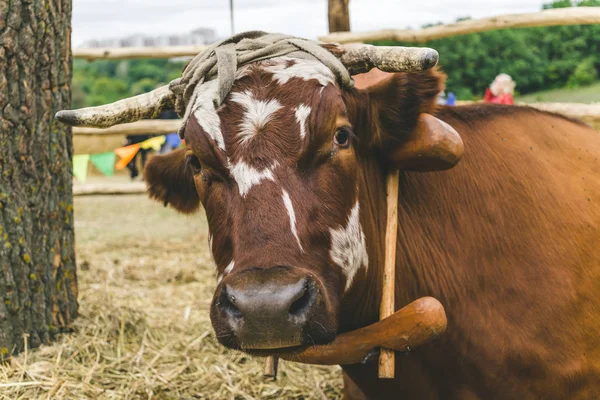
186, 155, 202, 175
334, 127, 351, 148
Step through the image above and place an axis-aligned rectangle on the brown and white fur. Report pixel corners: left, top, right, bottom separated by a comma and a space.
145, 57, 600, 399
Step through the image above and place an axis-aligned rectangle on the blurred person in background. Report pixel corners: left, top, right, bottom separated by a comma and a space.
437, 90, 447, 105
446, 92, 456, 106
484, 73, 515, 105
124, 133, 152, 180
158, 109, 181, 154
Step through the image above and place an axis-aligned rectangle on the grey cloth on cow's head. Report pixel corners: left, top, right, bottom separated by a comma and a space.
168, 31, 354, 138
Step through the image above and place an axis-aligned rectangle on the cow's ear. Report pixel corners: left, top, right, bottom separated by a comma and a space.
352, 67, 463, 171
144, 148, 200, 214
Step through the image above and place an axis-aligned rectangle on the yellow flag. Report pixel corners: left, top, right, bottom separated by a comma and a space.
139, 136, 166, 151
73, 154, 90, 182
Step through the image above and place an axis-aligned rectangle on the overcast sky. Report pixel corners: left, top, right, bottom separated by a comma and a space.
72, 0, 550, 47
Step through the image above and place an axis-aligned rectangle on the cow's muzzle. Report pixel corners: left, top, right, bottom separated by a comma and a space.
210, 266, 335, 350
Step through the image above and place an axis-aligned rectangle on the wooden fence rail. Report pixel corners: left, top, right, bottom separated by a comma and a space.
71, 8, 600, 60
516, 102, 600, 121
319, 7, 600, 44
459, 101, 600, 130
73, 45, 208, 61
73, 182, 146, 196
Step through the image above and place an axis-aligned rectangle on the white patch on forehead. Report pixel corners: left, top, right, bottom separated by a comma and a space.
192, 80, 225, 151
281, 189, 304, 252
229, 160, 278, 197
217, 260, 235, 285
294, 104, 311, 140
230, 90, 283, 144
264, 57, 335, 87
329, 201, 369, 291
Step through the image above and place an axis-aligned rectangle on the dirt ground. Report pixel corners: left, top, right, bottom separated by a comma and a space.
1, 190, 342, 399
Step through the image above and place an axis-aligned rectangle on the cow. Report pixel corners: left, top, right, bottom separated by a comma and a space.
57, 36, 600, 399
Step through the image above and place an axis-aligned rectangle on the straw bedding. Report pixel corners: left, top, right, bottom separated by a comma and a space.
0, 194, 342, 399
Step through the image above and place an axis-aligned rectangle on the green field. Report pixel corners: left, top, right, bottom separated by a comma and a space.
517, 82, 600, 104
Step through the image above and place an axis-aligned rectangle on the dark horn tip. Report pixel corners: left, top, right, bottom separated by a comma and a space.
55, 110, 81, 126
421, 49, 439, 69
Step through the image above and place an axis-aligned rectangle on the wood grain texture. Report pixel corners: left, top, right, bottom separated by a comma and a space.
319, 7, 600, 44
72, 45, 208, 61
263, 356, 279, 378
328, 0, 350, 33
378, 169, 400, 379
388, 113, 464, 172
72, 182, 147, 196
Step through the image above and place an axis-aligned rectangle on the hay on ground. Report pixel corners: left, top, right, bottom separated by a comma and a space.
0, 193, 343, 399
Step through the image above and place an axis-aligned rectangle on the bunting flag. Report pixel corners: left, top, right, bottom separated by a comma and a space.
115, 143, 141, 170
74, 135, 171, 178
90, 152, 116, 176
72, 154, 90, 182
139, 135, 166, 151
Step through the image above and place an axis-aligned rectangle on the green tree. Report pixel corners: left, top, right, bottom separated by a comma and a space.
131, 78, 159, 95
568, 57, 598, 87
372, 2, 600, 99
129, 63, 167, 83
88, 77, 128, 106
543, 0, 573, 8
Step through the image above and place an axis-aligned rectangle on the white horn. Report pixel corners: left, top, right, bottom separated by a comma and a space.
55, 85, 175, 128
56, 43, 439, 128
337, 44, 438, 75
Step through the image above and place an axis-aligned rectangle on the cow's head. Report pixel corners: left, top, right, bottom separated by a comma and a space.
57, 42, 462, 354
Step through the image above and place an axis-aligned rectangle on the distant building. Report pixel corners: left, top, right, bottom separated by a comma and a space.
80, 27, 217, 48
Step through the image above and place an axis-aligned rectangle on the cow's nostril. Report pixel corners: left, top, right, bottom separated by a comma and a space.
212, 269, 331, 350
218, 287, 242, 319
289, 282, 315, 317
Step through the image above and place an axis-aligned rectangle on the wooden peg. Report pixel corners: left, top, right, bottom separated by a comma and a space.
379, 169, 400, 379
263, 356, 279, 379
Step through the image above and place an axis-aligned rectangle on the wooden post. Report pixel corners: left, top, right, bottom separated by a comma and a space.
328, 0, 351, 33
379, 169, 400, 378
229, 0, 235, 35
263, 355, 279, 379
319, 7, 600, 44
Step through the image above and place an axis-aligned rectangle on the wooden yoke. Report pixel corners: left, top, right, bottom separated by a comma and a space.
262, 113, 461, 379
377, 113, 462, 377
389, 113, 464, 172
274, 297, 447, 365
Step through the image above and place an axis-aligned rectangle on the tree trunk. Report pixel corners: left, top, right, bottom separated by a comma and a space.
0, 0, 76, 358
328, 0, 351, 33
